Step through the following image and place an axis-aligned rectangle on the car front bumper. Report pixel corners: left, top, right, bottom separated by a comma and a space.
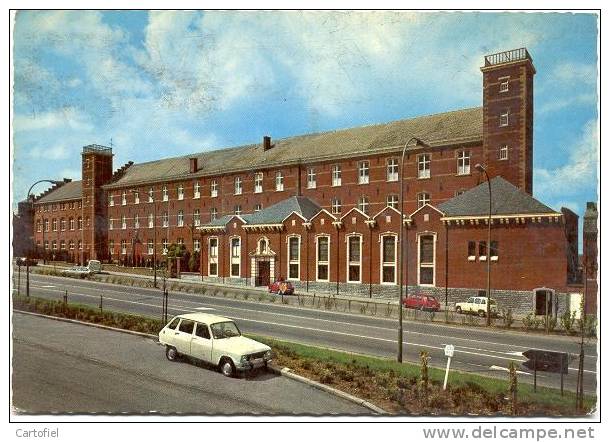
237, 358, 271, 371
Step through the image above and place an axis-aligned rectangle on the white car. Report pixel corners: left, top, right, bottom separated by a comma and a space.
62, 266, 92, 276
158, 313, 272, 377
455, 296, 498, 317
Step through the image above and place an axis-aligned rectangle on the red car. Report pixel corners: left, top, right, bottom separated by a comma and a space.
268, 279, 295, 295
402, 294, 441, 312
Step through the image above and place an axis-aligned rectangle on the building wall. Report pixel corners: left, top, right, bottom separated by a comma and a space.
32, 199, 84, 262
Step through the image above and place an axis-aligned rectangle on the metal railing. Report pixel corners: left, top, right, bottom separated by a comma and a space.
82, 144, 113, 155
484, 48, 531, 67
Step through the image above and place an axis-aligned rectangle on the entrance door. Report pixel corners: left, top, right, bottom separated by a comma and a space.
257, 261, 271, 286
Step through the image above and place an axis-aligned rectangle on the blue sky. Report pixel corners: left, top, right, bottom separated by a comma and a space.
12, 11, 598, 225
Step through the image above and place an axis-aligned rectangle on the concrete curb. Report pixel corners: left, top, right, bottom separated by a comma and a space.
267, 366, 388, 415
14, 309, 388, 415
13, 310, 159, 339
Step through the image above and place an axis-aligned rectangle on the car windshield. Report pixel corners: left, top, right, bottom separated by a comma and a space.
210, 321, 241, 339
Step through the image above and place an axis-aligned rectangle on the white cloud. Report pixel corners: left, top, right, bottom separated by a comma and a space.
552, 62, 598, 87
14, 107, 93, 132
28, 144, 69, 160
534, 119, 598, 197
538, 93, 597, 115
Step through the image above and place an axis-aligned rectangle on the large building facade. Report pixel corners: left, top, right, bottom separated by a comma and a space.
27, 48, 595, 314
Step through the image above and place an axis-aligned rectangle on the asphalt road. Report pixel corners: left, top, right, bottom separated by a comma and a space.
13, 272, 598, 395
12, 312, 370, 414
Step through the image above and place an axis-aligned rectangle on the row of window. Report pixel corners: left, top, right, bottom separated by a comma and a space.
107, 149, 499, 208
38, 239, 83, 251
36, 217, 84, 232
108, 238, 201, 256
467, 240, 499, 261
207, 233, 437, 286
38, 200, 82, 213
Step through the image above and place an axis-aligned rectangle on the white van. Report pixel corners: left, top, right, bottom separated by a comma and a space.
87, 260, 102, 274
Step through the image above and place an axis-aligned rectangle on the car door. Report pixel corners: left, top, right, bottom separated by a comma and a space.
160, 317, 181, 346
191, 322, 213, 363
175, 319, 195, 355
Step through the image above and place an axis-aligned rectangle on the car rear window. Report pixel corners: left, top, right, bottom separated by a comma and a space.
178, 319, 195, 334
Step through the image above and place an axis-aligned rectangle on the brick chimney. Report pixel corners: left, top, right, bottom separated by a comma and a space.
263, 136, 272, 151
189, 157, 198, 173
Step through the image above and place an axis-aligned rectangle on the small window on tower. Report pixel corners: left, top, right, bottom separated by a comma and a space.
499, 145, 509, 160
499, 76, 509, 93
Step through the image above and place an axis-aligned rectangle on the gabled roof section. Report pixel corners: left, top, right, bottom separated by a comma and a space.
103, 107, 483, 189
340, 207, 370, 221
438, 176, 559, 217
409, 203, 445, 218
34, 180, 82, 204
308, 208, 337, 222
202, 214, 251, 228
246, 196, 321, 225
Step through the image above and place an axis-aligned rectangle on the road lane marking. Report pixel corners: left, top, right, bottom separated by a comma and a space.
490, 365, 532, 376
194, 307, 215, 311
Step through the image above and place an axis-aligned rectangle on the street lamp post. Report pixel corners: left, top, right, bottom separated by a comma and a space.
25, 179, 64, 298
398, 137, 428, 362
475, 164, 492, 326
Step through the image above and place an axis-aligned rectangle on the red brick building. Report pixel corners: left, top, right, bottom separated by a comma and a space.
27, 48, 594, 315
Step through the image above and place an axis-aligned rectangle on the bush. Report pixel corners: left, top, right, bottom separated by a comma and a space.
501, 308, 514, 328
522, 313, 537, 331
561, 309, 577, 334
318, 369, 335, 384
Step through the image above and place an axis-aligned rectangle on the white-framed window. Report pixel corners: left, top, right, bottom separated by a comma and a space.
194, 182, 201, 199
108, 240, 114, 256
162, 185, 168, 201
418, 154, 431, 179
69, 240, 75, 250
211, 180, 218, 197
163, 211, 169, 228
347, 235, 362, 283
147, 240, 154, 255
287, 236, 301, 280
121, 240, 127, 255
148, 213, 154, 228
316, 235, 330, 282
358, 196, 370, 215
162, 239, 168, 255
467, 240, 476, 261
36, 219, 42, 232
234, 177, 242, 195
177, 237, 184, 247
134, 214, 140, 229
134, 191, 140, 204
234, 205, 242, 215
254, 203, 262, 212
209, 237, 218, 276
230, 237, 241, 277
108, 194, 114, 207
60, 218, 66, 231
331, 198, 341, 215
490, 240, 499, 261
387, 158, 399, 182
254, 172, 263, 193
386, 194, 398, 209
275, 171, 284, 191
193, 239, 201, 253
44, 219, 49, 232
177, 210, 184, 227
148, 187, 154, 202
194, 209, 201, 226
307, 168, 316, 189
417, 192, 430, 208
381, 234, 397, 285
499, 144, 509, 160
210, 208, 217, 221
418, 233, 436, 286
78, 240, 82, 250
500, 110, 509, 127
332, 164, 342, 186
121, 215, 127, 230
499, 76, 509, 93
78, 217, 83, 230
122, 191, 127, 205
178, 184, 184, 200
358, 161, 369, 184
60, 240, 66, 251
109, 218, 114, 230
258, 238, 268, 254
457, 150, 470, 175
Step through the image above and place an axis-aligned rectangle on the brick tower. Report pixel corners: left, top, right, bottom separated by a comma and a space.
481, 48, 536, 195
81, 145, 113, 262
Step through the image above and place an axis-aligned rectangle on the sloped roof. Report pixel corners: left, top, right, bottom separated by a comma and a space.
104, 107, 483, 189
34, 180, 82, 204
438, 177, 559, 217
200, 196, 321, 228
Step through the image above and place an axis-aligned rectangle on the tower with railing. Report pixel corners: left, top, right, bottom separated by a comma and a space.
81, 144, 114, 261
481, 48, 536, 195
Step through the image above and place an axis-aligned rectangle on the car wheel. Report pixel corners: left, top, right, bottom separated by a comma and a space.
220, 358, 235, 377
456, 307, 462, 314
478, 310, 486, 318
166, 346, 178, 361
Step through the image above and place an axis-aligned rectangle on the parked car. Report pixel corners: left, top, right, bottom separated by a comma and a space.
268, 278, 295, 295
402, 294, 441, 312
15, 257, 37, 267
455, 296, 498, 317
86, 259, 102, 274
159, 312, 272, 377
62, 266, 92, 277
